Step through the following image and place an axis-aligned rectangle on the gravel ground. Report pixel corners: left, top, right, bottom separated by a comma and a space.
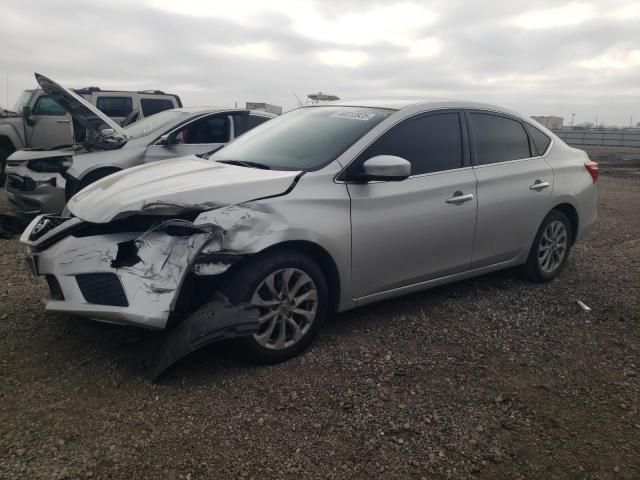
1, 169, 638, 479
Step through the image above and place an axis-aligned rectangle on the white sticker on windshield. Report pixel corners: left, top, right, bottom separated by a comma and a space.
331, 111, 376, 121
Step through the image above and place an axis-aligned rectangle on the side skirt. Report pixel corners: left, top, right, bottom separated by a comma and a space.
353, 258, 520, 307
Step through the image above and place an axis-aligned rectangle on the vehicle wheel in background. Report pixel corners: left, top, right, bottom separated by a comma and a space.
0, 147, 8, 185
66, 168, 120, 200
220, 249, 328, 363
519, 209, 573, 282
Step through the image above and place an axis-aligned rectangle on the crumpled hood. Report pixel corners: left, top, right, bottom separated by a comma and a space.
67, 156, 301, 223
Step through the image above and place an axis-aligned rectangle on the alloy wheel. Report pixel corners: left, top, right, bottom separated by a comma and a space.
250, 268, 318, 350
538, 220, 568, 273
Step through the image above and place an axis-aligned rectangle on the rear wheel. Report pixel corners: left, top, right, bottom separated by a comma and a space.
220, 250, 328, 363
519, 210, 572, 282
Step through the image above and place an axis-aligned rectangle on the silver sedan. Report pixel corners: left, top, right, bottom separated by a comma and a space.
21, 99, 598, 364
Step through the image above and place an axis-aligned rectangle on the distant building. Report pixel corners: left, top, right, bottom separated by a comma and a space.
531, 116, 564, 130
246, 102, 282, 115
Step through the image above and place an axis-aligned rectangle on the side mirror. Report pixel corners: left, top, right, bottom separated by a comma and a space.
359, 155, 411, 182
22, 106, 36, 126
159, 134, 175, 147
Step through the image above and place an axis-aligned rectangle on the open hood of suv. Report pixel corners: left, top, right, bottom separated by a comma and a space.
67, 156, 301, 223
35, 73, 127, 138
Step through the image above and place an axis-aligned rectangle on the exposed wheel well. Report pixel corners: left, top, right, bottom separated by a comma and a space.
177, 240, 342, 323
552, 203, 579, 245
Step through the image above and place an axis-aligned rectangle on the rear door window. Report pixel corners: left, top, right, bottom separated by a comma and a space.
141, 99, 175, 117
247, 114, 271, 130
526, 124, 552, 156
470, 112, 532, 165
234, 113, 271, 137
176, 115, 230, 144
32, 96, 66, 116
96, 96, 133, 117
358, 112, 463, 175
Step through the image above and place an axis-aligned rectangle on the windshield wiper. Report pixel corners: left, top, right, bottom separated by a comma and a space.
216, 160, 271, 170
198, 145, 224, 159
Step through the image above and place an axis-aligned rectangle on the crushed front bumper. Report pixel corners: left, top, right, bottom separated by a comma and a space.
20, 205, 282, 330
21, 215, 222, 329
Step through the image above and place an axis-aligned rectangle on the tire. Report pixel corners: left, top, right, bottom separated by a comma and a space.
0, 147, 8, 186
67, 168, 120, 200
220, 249, 328, 363
519, 210, 573, 282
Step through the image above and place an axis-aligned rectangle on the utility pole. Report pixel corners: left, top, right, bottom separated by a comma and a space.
571, 113, 575, 128
5, 72, 8, 108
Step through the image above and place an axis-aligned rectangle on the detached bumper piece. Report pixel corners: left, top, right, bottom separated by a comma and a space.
149, 294, 260, 381
76, 273, 129, 307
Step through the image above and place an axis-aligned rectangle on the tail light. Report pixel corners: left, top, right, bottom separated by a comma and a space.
584, 161, 599, 183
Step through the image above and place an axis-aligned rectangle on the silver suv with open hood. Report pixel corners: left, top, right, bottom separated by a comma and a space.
0, 74, 181, 184
20, 99, 597, 369
4, 74, 274, 215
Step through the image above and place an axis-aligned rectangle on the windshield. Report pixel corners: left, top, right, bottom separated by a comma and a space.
12, 90, 34, 113
211, 106, 393, 171
123, 110, 189, 139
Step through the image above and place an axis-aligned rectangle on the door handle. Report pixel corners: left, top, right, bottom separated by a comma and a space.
56, 119, 71, 124
446, 192, 474, 205
530, 180, 550, 191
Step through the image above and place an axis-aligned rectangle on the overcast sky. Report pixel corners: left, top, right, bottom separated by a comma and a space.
1, 0, 639, 126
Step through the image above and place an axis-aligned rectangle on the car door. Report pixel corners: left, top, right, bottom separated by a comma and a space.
27, 94, 74, 147
346, 111, 478, 299
143, 113, 234, 162
467, 110, 554, 267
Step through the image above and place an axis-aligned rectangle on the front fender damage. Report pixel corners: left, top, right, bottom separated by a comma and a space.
96, 202, 284, 377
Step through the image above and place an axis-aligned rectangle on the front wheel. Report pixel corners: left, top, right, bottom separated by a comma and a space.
220, 250, 328, 363
66, 168, 120, 200
519, 210, 572, 282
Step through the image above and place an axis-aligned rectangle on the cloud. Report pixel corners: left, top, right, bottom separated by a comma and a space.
576, 49, 640, 70
316, 50, 369, 68
202, 42, 278, 60
509, 3, 596, 30
0, 0, 638, 126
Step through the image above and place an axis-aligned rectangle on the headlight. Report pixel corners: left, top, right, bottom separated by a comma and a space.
27, 156, 72, 173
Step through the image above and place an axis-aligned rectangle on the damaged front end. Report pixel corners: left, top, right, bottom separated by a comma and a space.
20, 201, 285, 329
5, 149, 77, 215
20, 198, 290, 377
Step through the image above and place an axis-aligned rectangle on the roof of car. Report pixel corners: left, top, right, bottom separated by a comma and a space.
171, 106, 276, 117
314, 98, 526, 118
